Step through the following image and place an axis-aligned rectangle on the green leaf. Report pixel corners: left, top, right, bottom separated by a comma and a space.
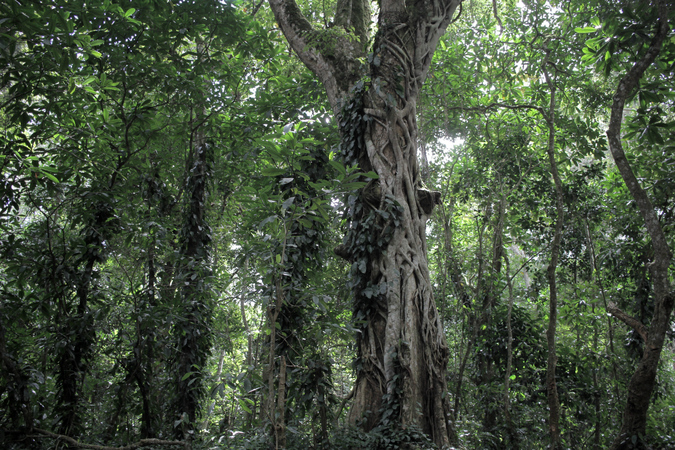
261, 167, 287, 176
42, 172, 59, 183
329, 160, 346, 177
298, 217, 313, 228
239, 398, 253, 413
181, 371, 195, 381
575, 26, 598, 34
281, 196, 295, 210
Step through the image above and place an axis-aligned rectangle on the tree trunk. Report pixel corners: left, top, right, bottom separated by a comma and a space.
503, 216, 518, 449
0, 317, 33, 431
267, 0, 461, 445
174, 109, 213, 438
275, 355, 287, 449
542, 56, 563, 450
134, 229, 158, 439
265, 278, 282, 445
57, 203, 113, 438
606, 3, 674, 448
438, 195, 473, 426
475, 183, 505, 432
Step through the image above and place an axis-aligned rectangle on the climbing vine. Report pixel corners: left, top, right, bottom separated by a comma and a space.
336, 81, 422, 442
337, 81, 401, 332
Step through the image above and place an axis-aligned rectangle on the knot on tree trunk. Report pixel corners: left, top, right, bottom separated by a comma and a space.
334, 242, 353, 261
417, 188, 442, 215
362, 179, 381, 207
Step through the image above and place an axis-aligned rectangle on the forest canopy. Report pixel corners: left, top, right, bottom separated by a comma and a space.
0, 0, 674, 449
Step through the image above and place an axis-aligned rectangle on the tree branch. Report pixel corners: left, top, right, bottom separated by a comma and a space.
334, 386, 355, 422
29, 428, 188, 450
267, 0, 364, 110
444, 102, 547, 118
606, 1, 672, 273
492, 0, 503, 34
607, 302, 649, 343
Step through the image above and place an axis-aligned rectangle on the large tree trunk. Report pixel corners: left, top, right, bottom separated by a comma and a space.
346, 78, 451, 441
606, 3, 673, 449
267, 0, 461, 446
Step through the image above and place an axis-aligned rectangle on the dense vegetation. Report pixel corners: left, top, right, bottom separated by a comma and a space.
0, 0, 673, 449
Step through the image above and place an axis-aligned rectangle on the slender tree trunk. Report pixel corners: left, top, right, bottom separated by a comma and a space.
542, 52, 563, 450
265, 276, 285, 447
318, 382, 328, 448
240, 257, 253, 368
605, 3, 673, 448
438, 197, 473, 426
238, 256, 255, 428
0, 317, 33, 431
476, 184, 505, 431
592, 326, 601, 450
57, 203, 113, 438
503, 233, 518, 448
174, 108, 213, 438
134, 231, 158, 439
275, 355, 287, 449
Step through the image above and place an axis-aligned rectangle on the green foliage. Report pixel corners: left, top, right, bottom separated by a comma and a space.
335, 82, 401, 331
331, 423, 437, 450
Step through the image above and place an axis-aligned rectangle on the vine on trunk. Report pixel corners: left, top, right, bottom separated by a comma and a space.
337, 81, 401, 336
335, 81, 442, 449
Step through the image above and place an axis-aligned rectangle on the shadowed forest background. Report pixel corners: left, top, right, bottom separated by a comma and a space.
1, 0, 674, 449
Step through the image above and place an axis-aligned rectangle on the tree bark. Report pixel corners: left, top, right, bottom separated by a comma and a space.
174, 108, 213, 438
267, 0, 461, 445
275, 355, 287, 449
438, 195, 473, 426
475, 181, 505, 431
57, 202, 114, 438
503, 217, 518, 449
0, 316, 33, 430
542, 52, 563, 450
265, 277, 283, 446
135, 224, 158, 439
606, 3, 673, 448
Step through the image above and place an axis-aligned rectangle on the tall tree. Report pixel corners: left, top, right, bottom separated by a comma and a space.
596, 1, 674, 447
267, 0, 461, 445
